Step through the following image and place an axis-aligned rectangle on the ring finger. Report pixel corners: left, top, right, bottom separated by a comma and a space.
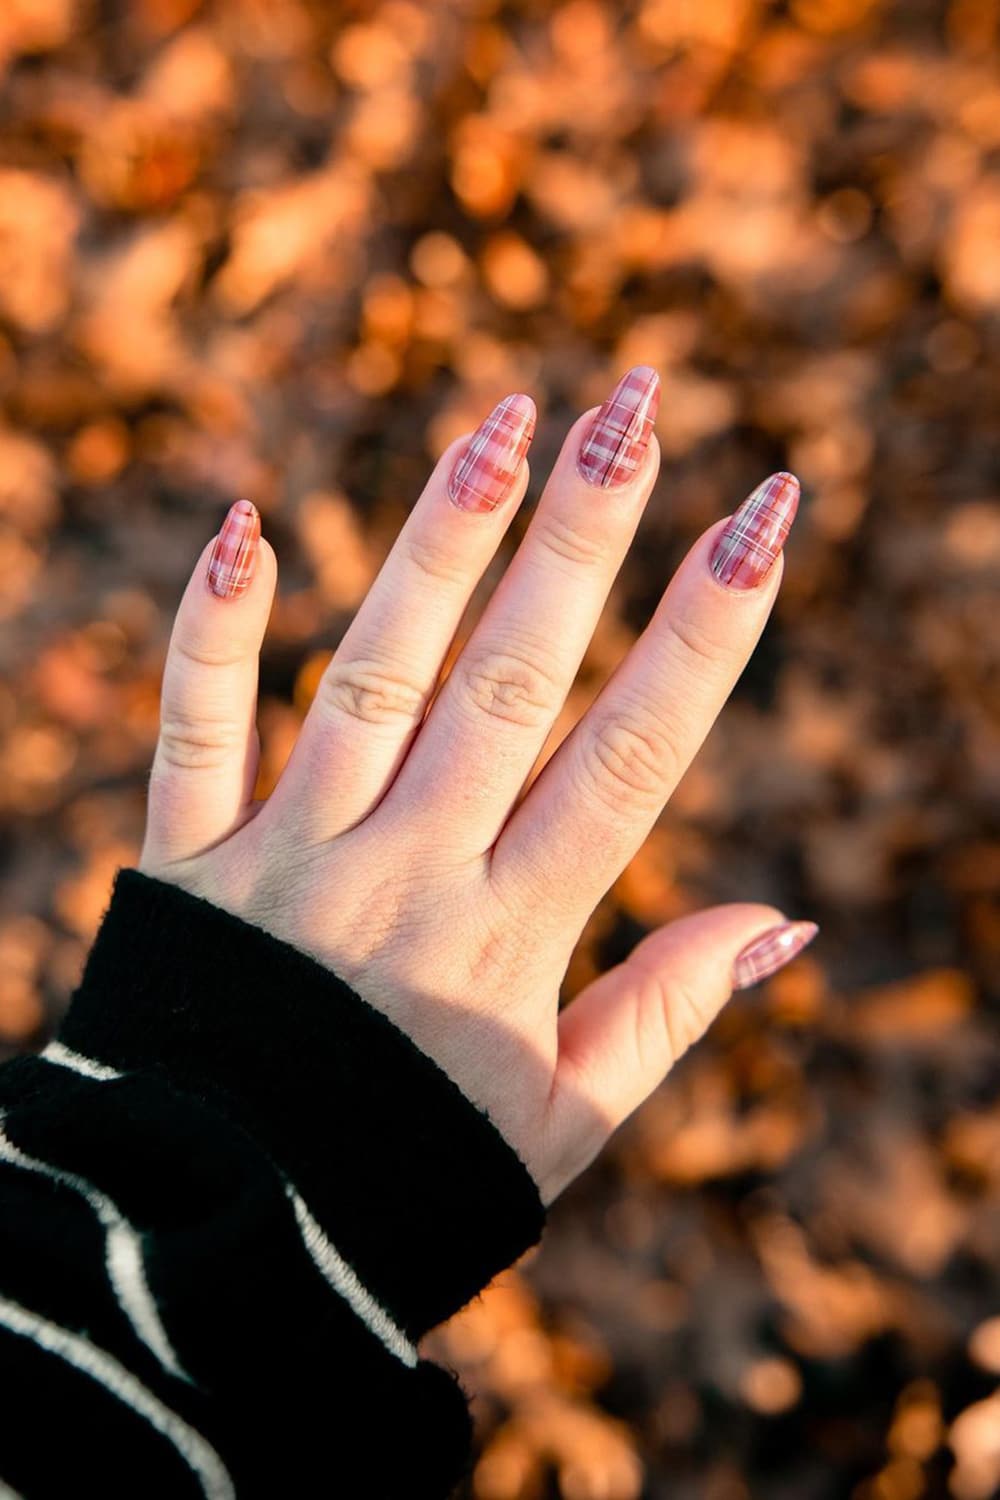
269, 393, 536, 843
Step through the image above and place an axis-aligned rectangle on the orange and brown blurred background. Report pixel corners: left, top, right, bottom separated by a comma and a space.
0, 1, 998, 1496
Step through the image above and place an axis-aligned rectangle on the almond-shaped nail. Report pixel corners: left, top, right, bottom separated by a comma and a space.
448, 393, 536, 513
576, 365, 660, 489
710, 471, 800, 590
207, 498, 260, 599
732, 920, 819, 990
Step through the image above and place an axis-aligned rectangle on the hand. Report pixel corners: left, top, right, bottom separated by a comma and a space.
138, 367, 816, 1206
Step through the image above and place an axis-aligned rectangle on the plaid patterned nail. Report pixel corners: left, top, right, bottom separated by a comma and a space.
576, 365, 660, 489
732, 921, 818, 990
207, 499, 260, 599
448, 393, 536, 513
710, 471, 800, 590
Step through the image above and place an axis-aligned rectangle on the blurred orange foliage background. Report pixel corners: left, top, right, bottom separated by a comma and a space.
0, 1, 997, 1496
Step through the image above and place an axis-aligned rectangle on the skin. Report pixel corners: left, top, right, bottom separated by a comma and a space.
139, 398, 790, 1207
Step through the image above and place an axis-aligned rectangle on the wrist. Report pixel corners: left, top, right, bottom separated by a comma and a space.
55, 866, 547, 1340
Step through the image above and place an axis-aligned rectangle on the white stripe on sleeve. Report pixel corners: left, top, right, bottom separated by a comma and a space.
286, 1185, 418, 1368
40, 1041, 123, 1082
37, 1040, 418, 1370
0, 1296, 234, 1500
0, 1116, 189, 1382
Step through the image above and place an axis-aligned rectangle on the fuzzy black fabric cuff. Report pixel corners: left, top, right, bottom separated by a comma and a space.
57, 866, 546, 1341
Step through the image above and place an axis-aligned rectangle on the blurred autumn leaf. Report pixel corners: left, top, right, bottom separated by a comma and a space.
0, 1, 997, 1497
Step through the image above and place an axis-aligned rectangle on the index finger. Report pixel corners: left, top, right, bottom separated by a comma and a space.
489, 473, 800, 934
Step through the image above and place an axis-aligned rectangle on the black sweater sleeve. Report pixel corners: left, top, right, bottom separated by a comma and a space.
0, 866, 547, 1498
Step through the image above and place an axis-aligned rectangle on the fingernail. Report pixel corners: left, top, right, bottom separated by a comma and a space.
207, 498, 260, 599
710, 471, 800, 590
732, 921, 819, 990
576, 365, 660, 489
447, 393, 536, 513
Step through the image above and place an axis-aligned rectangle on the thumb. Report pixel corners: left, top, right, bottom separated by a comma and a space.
543, 905, 818, 1202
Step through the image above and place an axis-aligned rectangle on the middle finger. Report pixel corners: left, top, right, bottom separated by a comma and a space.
380, 365, 661, 856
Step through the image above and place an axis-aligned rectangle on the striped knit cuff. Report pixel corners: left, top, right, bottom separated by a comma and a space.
54, 866, 546, 1342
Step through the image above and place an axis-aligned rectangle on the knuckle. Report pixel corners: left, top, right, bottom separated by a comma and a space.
157, 715, 246, 771
466, 920, 518, 989
533, 511, 607, 570
317, 658, 431, 728
629, 966, 685, 1074
465, 889, 535, 991
631, 962, 708, 1071
458, 646, 561, 728
403, 532, 469, 589
662, 609, 731, 675
583, 711, 677, 812
174, 635, 247, 669
488, 844, 551, 930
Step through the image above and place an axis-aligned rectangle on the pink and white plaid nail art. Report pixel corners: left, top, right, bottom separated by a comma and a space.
207, 499, 260, 599
576, 365, 660, 489
710, 471, 800, 590
732, 920, 818, 990
448, 393, 536, 513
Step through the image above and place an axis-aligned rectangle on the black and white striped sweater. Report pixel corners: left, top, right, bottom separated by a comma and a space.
0, 867, 547, 1497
